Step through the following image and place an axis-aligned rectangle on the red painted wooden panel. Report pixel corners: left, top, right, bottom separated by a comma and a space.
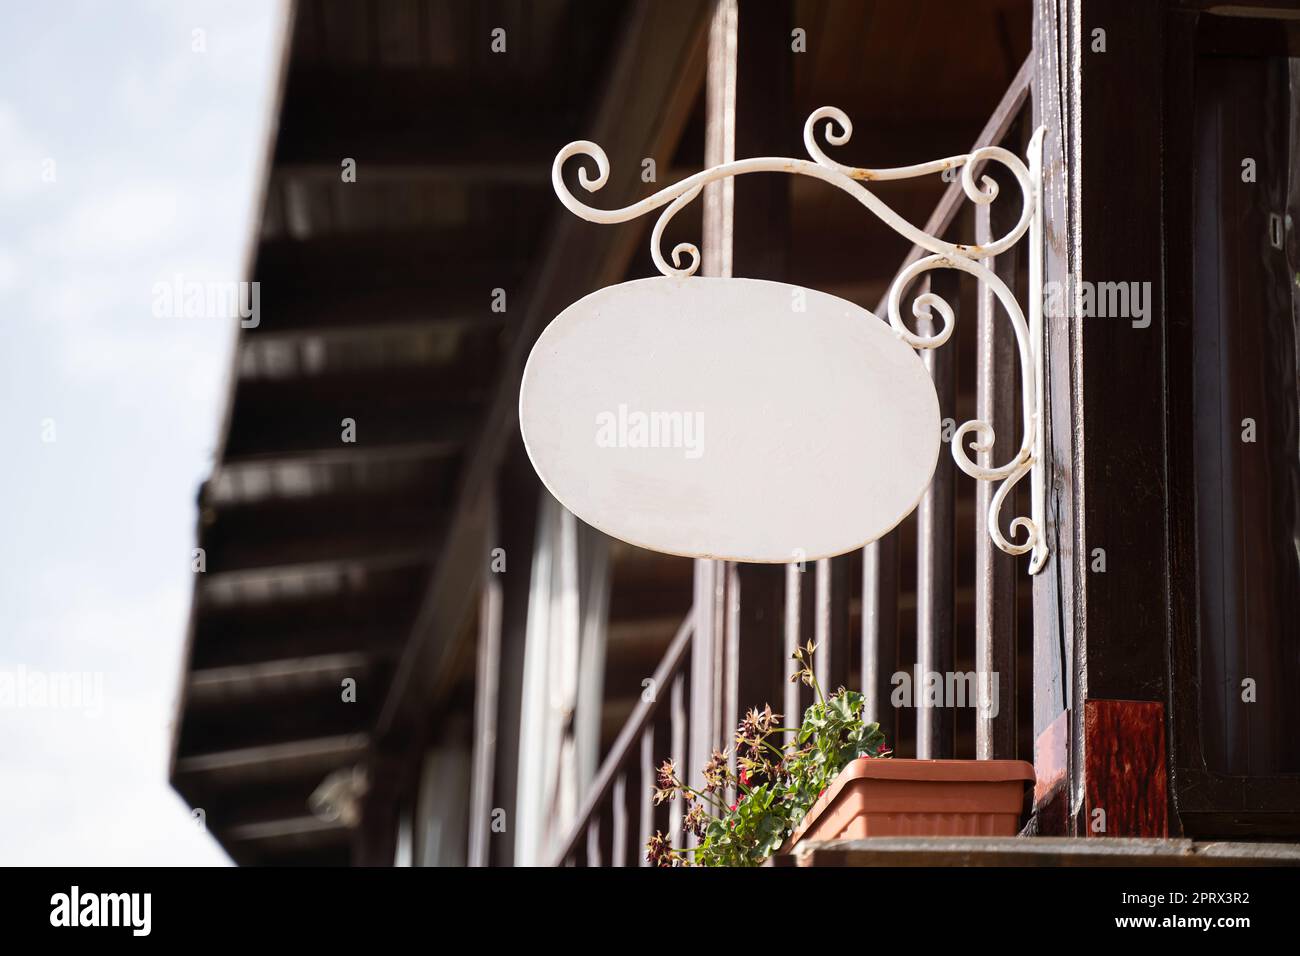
1084, 699, 1168, 837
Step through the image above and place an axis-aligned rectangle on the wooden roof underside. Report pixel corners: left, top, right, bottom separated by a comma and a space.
170, 0, 1029, 866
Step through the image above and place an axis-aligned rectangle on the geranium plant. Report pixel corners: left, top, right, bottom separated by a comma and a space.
646, 641, 891, 867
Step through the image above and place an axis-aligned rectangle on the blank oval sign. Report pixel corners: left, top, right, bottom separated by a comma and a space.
519, 276, 940, 562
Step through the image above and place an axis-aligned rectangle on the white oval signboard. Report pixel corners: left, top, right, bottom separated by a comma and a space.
519, 276, 940, 563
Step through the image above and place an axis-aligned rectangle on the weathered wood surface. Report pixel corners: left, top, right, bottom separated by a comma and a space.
787, 837, 1300, 867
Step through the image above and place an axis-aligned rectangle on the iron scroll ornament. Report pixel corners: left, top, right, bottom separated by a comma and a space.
550, 107, 1049, 574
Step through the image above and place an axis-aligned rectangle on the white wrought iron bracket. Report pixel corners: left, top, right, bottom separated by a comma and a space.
552, 107, 1049, 574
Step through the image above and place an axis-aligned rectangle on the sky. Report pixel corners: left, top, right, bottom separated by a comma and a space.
0, 0, 287, 865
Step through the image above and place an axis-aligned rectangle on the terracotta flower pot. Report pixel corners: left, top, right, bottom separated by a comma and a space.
782, 758, 1035, 851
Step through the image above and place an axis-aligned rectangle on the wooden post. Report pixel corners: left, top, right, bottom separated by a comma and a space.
467, 493, 503, 866
1029, 0, 1076, 834
1032, 0, 1172, 836
486, 439, 539, 866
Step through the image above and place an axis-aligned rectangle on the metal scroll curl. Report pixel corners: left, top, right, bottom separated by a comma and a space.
551, 108, 1049, 574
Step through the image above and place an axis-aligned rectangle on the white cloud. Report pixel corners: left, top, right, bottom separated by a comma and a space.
0, 101, 50, 201
30, 183, 182, 257
0, 248, 16, 290
117, 53, 196, 127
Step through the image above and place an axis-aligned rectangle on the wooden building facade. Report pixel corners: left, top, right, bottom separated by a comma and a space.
170, 0, 1300, 865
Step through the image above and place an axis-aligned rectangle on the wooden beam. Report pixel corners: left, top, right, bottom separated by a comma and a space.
231, 363, 491, 413
271, 160, 551, 188
239, 318, 498, 372
196, 551, 432, 611
176, 683, 378, 757
250, 285, 517, 335
224, 815, 348, 844
191, 617, 407, 672
187, 652, 371, 706
788, 836, 1300, 867
254, 228, 543, 284
273, 71, 579, 168
173, 733, 370, 780
222, 383, 480, 459
199, 489, 445, 573
191, 554, 425, 648
272, 4, 632, 161
214, 439, 462, 479
194, 771, 338, 830
207, 441, 461, 512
